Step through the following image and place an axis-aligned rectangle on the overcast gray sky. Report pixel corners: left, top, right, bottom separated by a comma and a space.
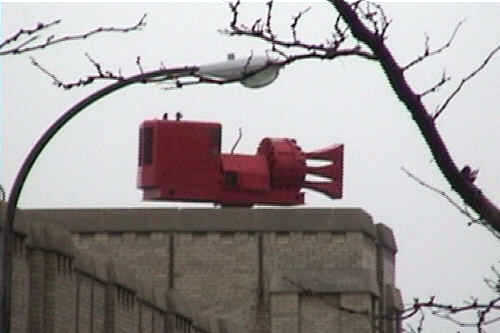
3, 2, 500, 331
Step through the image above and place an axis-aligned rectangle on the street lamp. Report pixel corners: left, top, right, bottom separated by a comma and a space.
0, 54, 283, 333
199, 54, 281, 88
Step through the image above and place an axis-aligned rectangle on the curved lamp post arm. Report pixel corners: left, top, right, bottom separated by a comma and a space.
5, 66, 198, 227
2, 66, 200, 332
5, 54, 283, 223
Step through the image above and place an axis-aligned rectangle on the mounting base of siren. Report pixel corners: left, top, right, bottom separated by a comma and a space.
137, 118, 344, 206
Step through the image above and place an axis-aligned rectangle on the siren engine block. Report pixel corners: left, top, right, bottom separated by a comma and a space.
138, 118, 343, 206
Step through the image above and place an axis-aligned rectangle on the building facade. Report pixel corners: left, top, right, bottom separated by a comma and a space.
5, 204, 402, 333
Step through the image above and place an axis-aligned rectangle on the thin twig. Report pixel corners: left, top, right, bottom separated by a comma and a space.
0, 19, 61, 49
85, 53, 104, 76
401, 166, 479, 222
136, 56, 144, 74
433, 44, 500, 120
31, 56, 125, 89
418, 70, 450, 98
291, 7, 311, 42
403, 20, 464, 72
285, 270, 500, 331
265, 1, 274, 38
0, 14, 146, 56
13, 35, 39, 51
222, 0, 376, 64
353, 1, 390, 40
251, 18, 262, 33
229, 0, 241, 29
484, 265, 500, 293
416, 309, 425, 333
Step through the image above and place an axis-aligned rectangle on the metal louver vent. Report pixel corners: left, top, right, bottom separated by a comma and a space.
139, 127, 153, 166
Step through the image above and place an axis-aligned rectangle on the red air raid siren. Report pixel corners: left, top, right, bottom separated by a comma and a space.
137, 118, 343, 206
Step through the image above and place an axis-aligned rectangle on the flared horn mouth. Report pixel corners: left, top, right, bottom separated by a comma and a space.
303, 144, 343, 199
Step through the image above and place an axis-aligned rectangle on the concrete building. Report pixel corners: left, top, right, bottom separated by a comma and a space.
3, 203, 402, 332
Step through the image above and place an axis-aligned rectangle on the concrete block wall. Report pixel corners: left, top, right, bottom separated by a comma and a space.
19, 207, 404, 333
174, 231, 258, 331
2, 203, 250, 333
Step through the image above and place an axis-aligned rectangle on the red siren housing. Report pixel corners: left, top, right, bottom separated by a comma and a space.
137, 118, 343, 206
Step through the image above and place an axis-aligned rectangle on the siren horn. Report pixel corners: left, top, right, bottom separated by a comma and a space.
303, 144, 344, 199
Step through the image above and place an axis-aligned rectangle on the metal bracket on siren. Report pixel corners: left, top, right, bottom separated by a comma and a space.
137, 117, 344, 206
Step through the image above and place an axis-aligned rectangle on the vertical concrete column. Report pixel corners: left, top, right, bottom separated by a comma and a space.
339, 293, 373, 333
168, 233, 174, 290
137, 282, 168, 333
92, 279, 107, 333
27, 223, 49, 333
299, 295, 339, 333
74, 252, 108, 333
148, 287, 168, 333
11, 229, 29, 333
44, 253, 58, 333
28, 248, 45, 332
137, 281, 151, 333
27, 223, 77, 333
270, 293, 299, 333
384, 285, 403, 333
375, 224, 399, 333
106, 261, 138, 333
44, 225, 77, 333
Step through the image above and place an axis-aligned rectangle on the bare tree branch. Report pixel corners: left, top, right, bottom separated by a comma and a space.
229, 0, 241, 29
31, 56, 125, 89
0, 19, 61, 49
221, 0, 377, 66
290, 6, 311, 42
418, 70, 450, 98
401, 166, 479, 222
251, 18, 263, 34
354, 1, 391, 40
223, 0, 500, 232
265, 1, 274, 38
400, 296, 500, 331
136, 56, 144, 74
0, 14, 146, 56
402, 20, 464, 72
26, 1, 500, 238
401, 296, 500, 331
328, 0, 500, 234
85, 53, 105, 76
413, 309, 425, 333
434, 44, 500, 120
484, 265, 500, 294
41, 4, 378, 91
282, 275, 500, 331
